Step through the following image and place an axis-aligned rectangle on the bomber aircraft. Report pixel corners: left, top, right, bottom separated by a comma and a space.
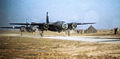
0, 12, 95, 36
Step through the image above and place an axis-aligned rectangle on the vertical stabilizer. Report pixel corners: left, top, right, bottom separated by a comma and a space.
46, 12, 49, 24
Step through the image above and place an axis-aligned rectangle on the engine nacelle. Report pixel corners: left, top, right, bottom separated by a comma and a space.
62, 23, 68, 30
31, 25, 39, 32
68, 23, 77, 30
43, 24, 49, 30
20, 26, 26, 32
71, 23, 77, 29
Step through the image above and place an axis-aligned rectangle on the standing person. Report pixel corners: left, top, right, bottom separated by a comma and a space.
114, 27, 118, 35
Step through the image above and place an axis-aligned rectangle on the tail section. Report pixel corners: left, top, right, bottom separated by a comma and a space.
46, 12, 49, 24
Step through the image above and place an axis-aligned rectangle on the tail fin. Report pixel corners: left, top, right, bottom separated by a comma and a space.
46, 12, 49, 24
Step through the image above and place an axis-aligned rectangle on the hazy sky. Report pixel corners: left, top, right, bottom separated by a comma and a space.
0, 0, 120, 29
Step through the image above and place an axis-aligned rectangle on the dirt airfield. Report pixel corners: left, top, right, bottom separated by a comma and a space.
0, 30, 120, 59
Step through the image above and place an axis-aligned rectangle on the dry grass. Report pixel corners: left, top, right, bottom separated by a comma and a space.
0, 30, 66, 36
0, 30, 120, 58
0, 35, 120, 59
0, 36, 71, 58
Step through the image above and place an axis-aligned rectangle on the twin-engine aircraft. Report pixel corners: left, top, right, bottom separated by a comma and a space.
0, 12, 95, 36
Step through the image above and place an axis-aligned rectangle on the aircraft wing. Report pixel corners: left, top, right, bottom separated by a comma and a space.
76, 23, 95, 25
9, 23, 45, 25
0, 27, 20, 29
30, 23, 45, 25
9, 23, 30, 25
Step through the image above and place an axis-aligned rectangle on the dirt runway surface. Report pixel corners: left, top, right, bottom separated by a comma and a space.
44, 36, 120, 43
0, 34, 120, 43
